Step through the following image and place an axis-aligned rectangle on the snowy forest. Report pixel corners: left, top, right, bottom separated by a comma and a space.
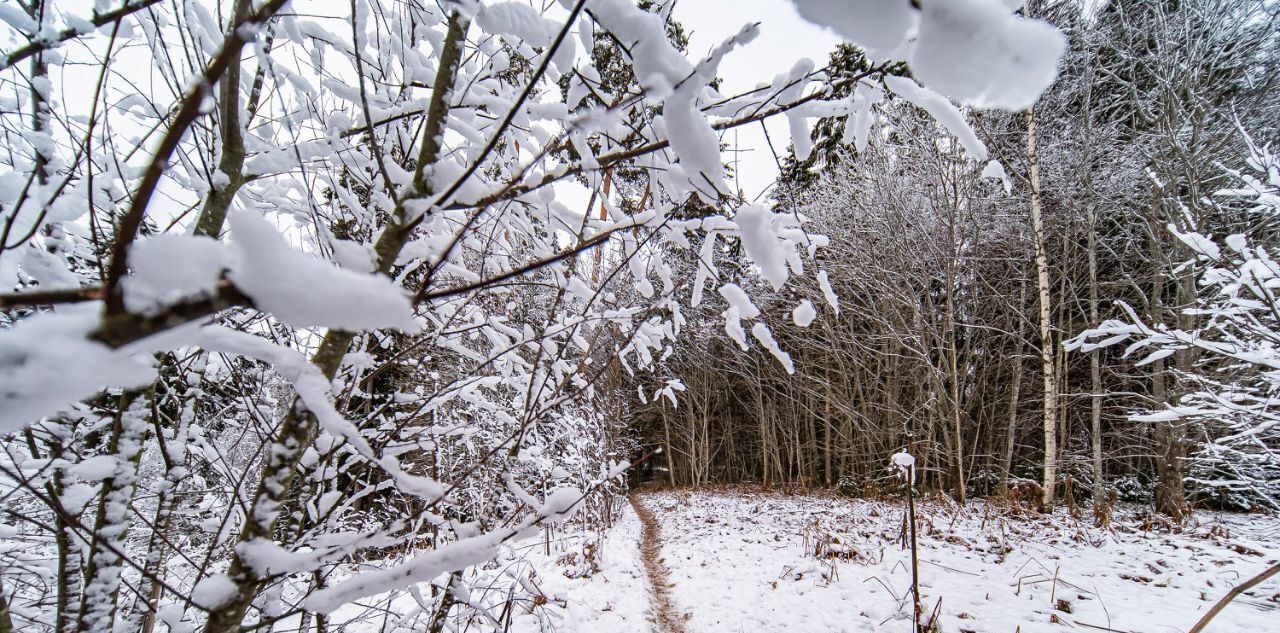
0, 0, 1278, 631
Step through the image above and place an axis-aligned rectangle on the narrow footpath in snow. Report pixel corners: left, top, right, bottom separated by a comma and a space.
630, 494, 689, 633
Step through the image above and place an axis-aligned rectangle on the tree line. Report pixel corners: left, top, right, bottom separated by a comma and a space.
630, 0, 1280, 521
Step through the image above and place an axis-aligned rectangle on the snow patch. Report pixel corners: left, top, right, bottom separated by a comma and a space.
192, 574, 238, 610
792, 299, 817, 327
227, 211, 418, 332
0, 307, 156, 433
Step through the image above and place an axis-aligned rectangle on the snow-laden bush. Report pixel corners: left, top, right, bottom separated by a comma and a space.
1113, 475, 1155, 504
1070, 136, 1280, 512
966, 469, 1003, 498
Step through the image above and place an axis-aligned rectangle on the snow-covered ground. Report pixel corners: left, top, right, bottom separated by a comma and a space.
505, 502, 651, 633
638, 489, 1279, 633
324, 490, 1277, 632
325, 498, 652, 632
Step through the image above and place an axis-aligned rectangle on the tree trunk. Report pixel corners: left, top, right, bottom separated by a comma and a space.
1028, 105, 1057, 509
203, 15, 470, 631
0, 580, 12, 633
945, 245, 966, 504
1147, 198, 1188, 522
78, 391, 153, 631
823, 365, 833, 486
1087, 194, 1106, 511
661, 401, 675, 487
1000, 286, 1026, 492
28, 0, 49, 186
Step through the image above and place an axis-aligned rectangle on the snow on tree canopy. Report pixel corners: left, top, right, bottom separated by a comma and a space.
540, 486, 586, 524
884, 76, 987, 161
590, 0, 734, 200
982, 159, 1012, 194
789, 0, 1065, 109
226, 211, 418, 332
0, 0, 1119, 627
723, 305, 751, 351
589, 0, 692, 92
476, 2, 559, 48
890, 450, 917, 484
70, 454, 121, 482
775, 58, 817, 162
891, 450, 916, 469
306, 524, 526, 613
845, 83, 882, 153
752, 322, 795, 374
0, 307, 156, 433
733, 203, 801, 290
792, 299, 817, 327
1169, 225, 1222, 260
913, 0, 1065, 109
191, 574, 239, 610
717, 283, 761, 319
791, 0, 914, 58
817, 269, 840, 315
122, 234, 228, 314
662, 84, 727, 201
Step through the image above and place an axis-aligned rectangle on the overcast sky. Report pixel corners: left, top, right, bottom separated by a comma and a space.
674, 0, 839, 202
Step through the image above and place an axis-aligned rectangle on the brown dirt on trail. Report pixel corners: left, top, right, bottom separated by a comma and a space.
629, 493, 688, 633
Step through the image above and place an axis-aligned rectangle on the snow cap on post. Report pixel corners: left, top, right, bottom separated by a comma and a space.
891, 449, 916, 483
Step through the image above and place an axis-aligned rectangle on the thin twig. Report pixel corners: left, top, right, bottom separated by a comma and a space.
0, 0, 165, 72
1186, 562, 1280, 633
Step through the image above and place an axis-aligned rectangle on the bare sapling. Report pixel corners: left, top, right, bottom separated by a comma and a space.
891, 449, 926, 632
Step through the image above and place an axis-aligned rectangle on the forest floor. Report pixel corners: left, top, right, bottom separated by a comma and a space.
616, 489, 1279, 633
334, 490, 1279, 632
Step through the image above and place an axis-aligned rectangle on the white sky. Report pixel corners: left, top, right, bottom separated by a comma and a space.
674, 0, 839, 202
